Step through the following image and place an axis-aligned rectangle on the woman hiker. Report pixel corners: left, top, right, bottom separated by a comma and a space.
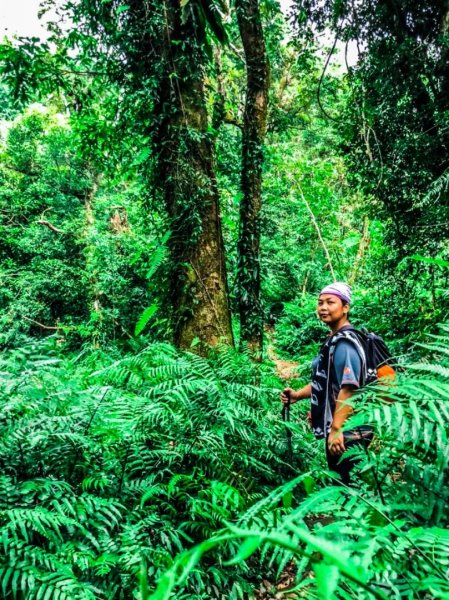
280, 282, 370, 485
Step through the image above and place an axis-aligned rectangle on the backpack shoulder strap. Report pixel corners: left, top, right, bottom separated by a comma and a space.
328, 327, 368, 379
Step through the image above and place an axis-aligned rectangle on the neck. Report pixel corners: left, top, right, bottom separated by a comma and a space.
330, 318, 350, 335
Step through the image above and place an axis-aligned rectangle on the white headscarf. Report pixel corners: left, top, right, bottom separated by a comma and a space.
319, 282, 352, 304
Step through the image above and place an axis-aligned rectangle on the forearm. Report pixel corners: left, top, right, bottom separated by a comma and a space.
292, 383, 312, 401
331, 385, 355, 430
328, 385, 357, 456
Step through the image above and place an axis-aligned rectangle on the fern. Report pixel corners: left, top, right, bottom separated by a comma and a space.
0, 338, 292, 598
9, 329, 449, 599
149, 325, 449, 599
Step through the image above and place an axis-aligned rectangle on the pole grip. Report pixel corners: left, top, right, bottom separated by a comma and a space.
281, 389, 291, 421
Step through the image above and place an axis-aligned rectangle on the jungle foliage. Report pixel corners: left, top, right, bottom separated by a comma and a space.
0, 337, 303, 598
147, 327, 449, 599
294, 0, 449, 254
1, 0, 449, 598
2, 329, 449, 598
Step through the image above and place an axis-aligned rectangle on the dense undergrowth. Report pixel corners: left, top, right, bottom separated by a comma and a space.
1, 328, 449, 598
0, 338, 316, 598
151, 327, 449, 599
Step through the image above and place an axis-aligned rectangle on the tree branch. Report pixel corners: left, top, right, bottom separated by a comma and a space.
223, 114, 243, 129
290, 178, 337, 282
36, 220, 65, 234
23, 317, 70, 330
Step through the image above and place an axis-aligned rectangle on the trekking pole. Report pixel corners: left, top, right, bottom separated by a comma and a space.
281, 391, 294, 465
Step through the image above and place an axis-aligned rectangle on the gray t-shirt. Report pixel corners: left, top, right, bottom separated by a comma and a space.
311, 331, 365, 438
332, 339, 363, 390
312, 339, 362, 396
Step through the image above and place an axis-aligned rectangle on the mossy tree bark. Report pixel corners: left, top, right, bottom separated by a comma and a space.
153, 1, 233, 352
235, 0, 269, 355
63, 0, 233, 352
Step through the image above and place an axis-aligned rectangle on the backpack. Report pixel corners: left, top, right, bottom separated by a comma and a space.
348, 327, 398, 386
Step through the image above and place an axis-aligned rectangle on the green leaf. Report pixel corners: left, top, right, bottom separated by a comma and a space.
198, 0, 228, 44
303, 475, 315, 495
314, 562, 340, 599
282, 490, 293, 509
410, 255, 449, 268
140, 558, 149, 600
132, 146, 151, 166
135, 304, 158, 336
225, 536, 262, 565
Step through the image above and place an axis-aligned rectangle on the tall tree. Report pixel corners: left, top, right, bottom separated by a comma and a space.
235, 0, 269, 354
150, 2, 233, 350
58, 0, 235, 352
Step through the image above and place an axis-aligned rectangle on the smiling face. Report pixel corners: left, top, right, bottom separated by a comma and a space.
317, 294, 349, 332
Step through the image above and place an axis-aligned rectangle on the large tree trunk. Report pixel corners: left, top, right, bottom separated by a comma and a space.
152, 1, 233, 352
235, 0, 270, 355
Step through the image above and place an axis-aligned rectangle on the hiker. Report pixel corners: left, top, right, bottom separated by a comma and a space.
280, 282, 370, 485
